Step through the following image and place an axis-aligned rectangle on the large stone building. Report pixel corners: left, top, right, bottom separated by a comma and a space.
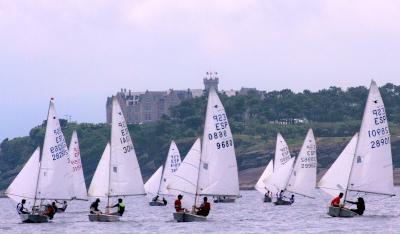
106, 74, 220, 124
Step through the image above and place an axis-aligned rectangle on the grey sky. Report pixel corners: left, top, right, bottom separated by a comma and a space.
1, 0, 399, 140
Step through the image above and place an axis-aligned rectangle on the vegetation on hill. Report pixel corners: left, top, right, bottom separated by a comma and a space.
1, 83, 400, 190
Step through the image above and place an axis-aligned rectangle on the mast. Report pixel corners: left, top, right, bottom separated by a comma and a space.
156, 164, 166, 197
194, 138, 203, 210
342, 133, 361, 206
32, 148, 42, 213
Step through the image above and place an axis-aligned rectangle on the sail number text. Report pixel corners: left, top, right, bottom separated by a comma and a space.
50, 128, 68, 161
369, 106, 390, 149
119, 122, 133, 154
300, 145, 316, 168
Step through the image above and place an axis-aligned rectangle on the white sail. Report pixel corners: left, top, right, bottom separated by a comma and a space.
198, 88, 239, 196
255, 160, 274, 194
264, 157, 295, 195
109, 97, 145, 196
286, 129, 317, 198
5, 147, 41, 205
167, 138, 201, 208
69, 130, 87, 200
144, 166, 163, 196
158, 140, 182, 195
274, 133, 292, 171
317, 134, 359, 197
36, 100, 73, 200
348, 81, 394, 196
88, 143, 111, 198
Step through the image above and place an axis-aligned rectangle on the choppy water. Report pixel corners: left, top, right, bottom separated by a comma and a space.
1, 188, 400, 234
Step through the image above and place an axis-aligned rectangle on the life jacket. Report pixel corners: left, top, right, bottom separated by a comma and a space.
118, 202, 125, 214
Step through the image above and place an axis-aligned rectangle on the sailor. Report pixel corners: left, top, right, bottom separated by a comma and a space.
162, 197, 168, 205
90, 198, 102, 214
45, 202, 58, 220
277, 190, 284, 200
108, 198, 125, 216
195, 197, 211, 217
174, 194, 185, 212
56, 200, 68, 212
331, 192, 343, 207
289, 195, 295, 204
17, 199, 30, 214
347, 197, 365, 215
152, 195, 159, 202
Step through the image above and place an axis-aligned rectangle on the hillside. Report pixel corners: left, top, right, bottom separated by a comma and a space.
1, 83, 400, 191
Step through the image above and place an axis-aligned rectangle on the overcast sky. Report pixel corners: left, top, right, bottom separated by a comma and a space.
1, 0, 399, 140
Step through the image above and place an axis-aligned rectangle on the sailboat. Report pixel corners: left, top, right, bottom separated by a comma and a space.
199, 87, 240, 203
68, 130, 87, 201
168, 138, 207, 222
317, 80, 395, 217
87, 97, 145, 222
57, 130, 88, 212
255, 133, 292, 202
144, 140, 182, 206
5, 99, 73, 223
264, 129, 317, 205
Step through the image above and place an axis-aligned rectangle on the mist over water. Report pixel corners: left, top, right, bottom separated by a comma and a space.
1, 189, 399, 234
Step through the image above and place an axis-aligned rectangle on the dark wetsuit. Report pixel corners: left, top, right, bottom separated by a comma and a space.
90, 201, 100, 214
347, 200, 365, 215
17, 203, 29, 214
196, 202, 210, 217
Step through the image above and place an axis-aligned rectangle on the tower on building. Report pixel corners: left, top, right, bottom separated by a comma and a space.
203, 71, 219, 92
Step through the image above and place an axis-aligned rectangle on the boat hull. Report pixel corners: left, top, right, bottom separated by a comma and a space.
274, 200, 292, 206
173, 212, 207, 222
20, 214, 49, 223
88, 214, 120, 222
149, 201, 167, 206
328, 206, 358, 218
263, 197, 272, 203
213, 197, 236, 203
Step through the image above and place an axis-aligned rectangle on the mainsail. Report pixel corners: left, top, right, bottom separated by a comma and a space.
88, 97, 145, 202
69, 130, 87, 200
274, 133, 292, 171
145, 141, 182, 197
286, 129, 317, 198
36, 100, 73, 201
348, 81, 394, 196
110, 97, 145, 196
198, 88, 239, 196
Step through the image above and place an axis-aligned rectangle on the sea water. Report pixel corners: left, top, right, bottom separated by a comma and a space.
1, 188, 399, 234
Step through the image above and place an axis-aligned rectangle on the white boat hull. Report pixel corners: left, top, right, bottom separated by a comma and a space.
149, 201, 167, 206
328, 206, 358, 218
19, 214, 49, 223
173, 212, 207, 222
88, 214, 120, 222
